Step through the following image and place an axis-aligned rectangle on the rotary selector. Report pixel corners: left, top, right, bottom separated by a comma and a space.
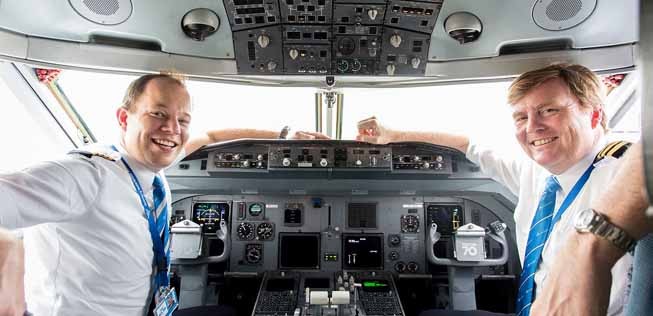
256, 222, 274, 240
407, 262, 419, 273
401, 215, 420, 233
388, 234, 401, 247
237, 222, 255, 240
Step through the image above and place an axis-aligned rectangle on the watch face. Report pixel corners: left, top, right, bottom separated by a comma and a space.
576, 209, 595, 229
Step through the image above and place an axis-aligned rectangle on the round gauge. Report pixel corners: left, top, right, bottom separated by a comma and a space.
246, 245, 262, 264
237, 222, 255, 240
249, 203, 264, 216
401, 215, 420, 233
256, 222, 274, 240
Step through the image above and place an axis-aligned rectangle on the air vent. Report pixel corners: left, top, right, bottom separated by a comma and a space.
532, 0, 596, 31
69, 0, 132, 25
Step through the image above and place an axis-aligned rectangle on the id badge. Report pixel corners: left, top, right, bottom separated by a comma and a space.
154, 287, 179, 316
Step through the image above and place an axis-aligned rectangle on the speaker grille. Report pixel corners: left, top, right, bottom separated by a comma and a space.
82, 0, 120, 16
532, 0, 596, 31
69, 0, 132, 25
546, 0, 582, 21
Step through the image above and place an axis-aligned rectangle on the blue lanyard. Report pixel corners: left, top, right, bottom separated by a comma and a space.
546, 163, 595, 236
111, 146, 169, 289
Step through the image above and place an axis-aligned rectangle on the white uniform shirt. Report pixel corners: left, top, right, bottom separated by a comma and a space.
0, 144, 172, 316
466, 138, 632, 316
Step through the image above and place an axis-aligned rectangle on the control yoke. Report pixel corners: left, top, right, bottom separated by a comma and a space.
170, 219, 231, 264
426, 221, 509, 311
427, 221, 508, 267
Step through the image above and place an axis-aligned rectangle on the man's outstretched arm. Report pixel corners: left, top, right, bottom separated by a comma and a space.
356, 116, 469, 153
185, 128, 330, 154
531, 142, 652, 316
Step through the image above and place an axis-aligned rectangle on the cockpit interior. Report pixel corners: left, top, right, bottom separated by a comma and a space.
1, 0, 651, 315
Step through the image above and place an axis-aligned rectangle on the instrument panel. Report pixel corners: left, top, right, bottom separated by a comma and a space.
182, 140, 460, 176
172, 195, 507, 276
225, 0, 444, 76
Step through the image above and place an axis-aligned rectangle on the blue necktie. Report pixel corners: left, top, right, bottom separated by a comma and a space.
516, 175, 560, 316
152, 175, 170, 284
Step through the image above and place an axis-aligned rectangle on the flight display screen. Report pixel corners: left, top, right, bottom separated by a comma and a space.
192, 202, 229, 233
279, 233, 321, 269
342, 234, 383, 269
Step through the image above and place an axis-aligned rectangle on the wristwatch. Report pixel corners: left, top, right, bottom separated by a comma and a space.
279, 126, 290, 139
574, 208, 636, 253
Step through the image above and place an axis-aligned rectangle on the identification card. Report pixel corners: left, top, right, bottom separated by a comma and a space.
154, 287, 179, 316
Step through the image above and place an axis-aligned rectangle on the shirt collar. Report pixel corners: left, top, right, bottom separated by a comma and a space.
553, 137, 607, 195
115, 144, 159, 192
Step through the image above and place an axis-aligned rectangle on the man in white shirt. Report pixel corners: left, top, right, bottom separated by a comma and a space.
0, 73, 192, 315
356, 63, 632, 316
0, 73, 325, 316
531, 142, 651, 316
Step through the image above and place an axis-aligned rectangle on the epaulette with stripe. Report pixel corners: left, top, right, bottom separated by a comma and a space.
594, 140, 632, 163
68, 148, 121, 162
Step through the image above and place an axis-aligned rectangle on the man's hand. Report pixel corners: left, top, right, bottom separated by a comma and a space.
530, 233, 621, 316
356, 116, 395, 144
0, 229, 26, 316
292, 131, 331, 140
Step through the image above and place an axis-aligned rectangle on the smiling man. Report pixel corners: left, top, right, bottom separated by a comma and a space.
0, 74, 193, 315
356, 63, 632, 316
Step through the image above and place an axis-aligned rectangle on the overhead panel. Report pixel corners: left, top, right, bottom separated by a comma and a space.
224, 0, 444, 76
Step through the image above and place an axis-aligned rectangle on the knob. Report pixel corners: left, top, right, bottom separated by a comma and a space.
242, 160, 250, 167
289, 49, 299, 60
233, 154, 241, 160
389, 251, 399, 260
435, 155, 443, 162
267, 61, 277, 71
413, 155, 421, 162
389, 235, 401, 246
411, 57, 421, 69
422, 162, 430, 169
394, 262, 406, 273
320, 158, 328, 167
407, 262, 419, 273
257, 34, 270, 48
368, 9, 378, 20
257, 154, 264, 161
355, 159, 362, 166
386, 64, 396, 76
390, 34, 402, 48
282, 157, 292, 167
257, 161, 264, 168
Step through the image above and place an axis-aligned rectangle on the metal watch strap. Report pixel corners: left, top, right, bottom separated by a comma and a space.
586, 210, 636, 252
279, 126, 290, 139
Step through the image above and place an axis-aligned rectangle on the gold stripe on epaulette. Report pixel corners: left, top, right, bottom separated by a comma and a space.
598, 141, 621, 159
606, 141, 628, 158
595, 141, 631, 163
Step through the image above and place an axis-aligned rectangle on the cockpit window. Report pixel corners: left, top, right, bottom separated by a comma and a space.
57, 69, 638, 152
57, 69, 522, 151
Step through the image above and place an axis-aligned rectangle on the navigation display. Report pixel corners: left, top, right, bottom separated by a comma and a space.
279, 233, 321, 269
342, 234, 383, 269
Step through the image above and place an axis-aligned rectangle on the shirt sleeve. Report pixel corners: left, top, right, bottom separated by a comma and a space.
465, 138, 523, 195
0, 155, 104, 229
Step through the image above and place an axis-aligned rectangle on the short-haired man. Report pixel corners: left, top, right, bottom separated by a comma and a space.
0, 73, 324, 315
357, 63, 632, 316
